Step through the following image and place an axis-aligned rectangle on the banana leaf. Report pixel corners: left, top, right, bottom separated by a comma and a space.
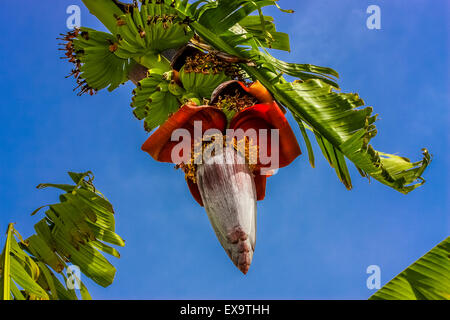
370, 237, 450, 300
0, 171, 124, 300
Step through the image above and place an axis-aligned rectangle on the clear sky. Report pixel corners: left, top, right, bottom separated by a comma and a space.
0, 0, 448, 299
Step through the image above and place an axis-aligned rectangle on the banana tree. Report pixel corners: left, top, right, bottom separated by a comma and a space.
59, 0, 431, 275
0, 172, 124, 300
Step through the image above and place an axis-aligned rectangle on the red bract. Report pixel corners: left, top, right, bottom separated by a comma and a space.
142, 81, 301, 206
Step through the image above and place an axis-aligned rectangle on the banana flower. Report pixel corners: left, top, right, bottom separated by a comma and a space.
142, 80, 301, 273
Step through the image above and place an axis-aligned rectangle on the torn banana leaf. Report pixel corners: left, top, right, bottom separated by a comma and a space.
0, 171, 124, 300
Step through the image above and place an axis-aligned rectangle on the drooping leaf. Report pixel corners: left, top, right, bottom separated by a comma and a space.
273, 79, 430, 193
314, 131, 352, 190
32, 172, 125, 288
294, 115, 315, 168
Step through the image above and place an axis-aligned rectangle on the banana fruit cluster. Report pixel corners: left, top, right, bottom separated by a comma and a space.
60, 27, 135, 95
131, 69, 186, 132
60, 1, 194, 96
179, 64, 230, 101
131, 44, 245, 132
113, 0, 193, 58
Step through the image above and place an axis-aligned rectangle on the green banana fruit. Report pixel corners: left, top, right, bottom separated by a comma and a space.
131, 67, 187, 132
112, 1, 194, 59
60, 27, 134, 95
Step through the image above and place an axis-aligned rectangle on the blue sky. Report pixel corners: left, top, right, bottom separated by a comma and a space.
0, 0, 448, 299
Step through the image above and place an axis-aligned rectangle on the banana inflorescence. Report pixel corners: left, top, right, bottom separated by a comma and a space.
61, 0, 302, 276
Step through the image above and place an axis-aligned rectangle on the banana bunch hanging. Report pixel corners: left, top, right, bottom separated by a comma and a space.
60, 0, 193, 96
131, 69, 184, 132
60, 28, 136, 95
60, 0, 431, 274
131, 45, 245, 131
113, 0, 193, 57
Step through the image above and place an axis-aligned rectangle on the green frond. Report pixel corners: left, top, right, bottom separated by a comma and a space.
274, 80, 430, 193
0, 171, 124, 300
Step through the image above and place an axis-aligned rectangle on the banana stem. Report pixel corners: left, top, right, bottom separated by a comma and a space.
137, 54, 171, 72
